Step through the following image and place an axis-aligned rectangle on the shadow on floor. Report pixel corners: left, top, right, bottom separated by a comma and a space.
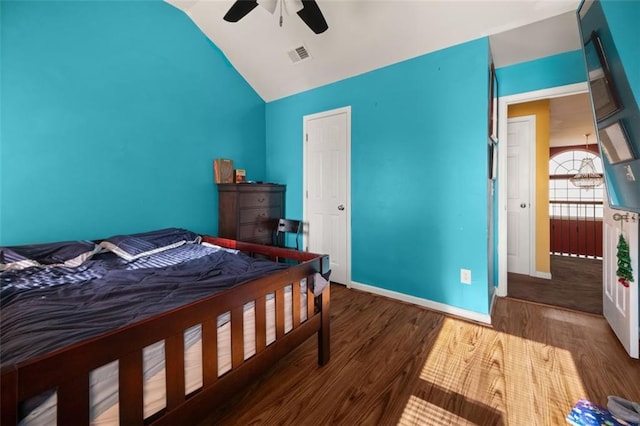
507, 255, 602, 315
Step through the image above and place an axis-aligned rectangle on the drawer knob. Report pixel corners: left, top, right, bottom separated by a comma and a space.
257, 197, 265, 203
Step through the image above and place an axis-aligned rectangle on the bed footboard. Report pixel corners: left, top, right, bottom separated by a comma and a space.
0, 238, 330, 426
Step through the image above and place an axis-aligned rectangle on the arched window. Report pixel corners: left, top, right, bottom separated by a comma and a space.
549, 149, 604, 218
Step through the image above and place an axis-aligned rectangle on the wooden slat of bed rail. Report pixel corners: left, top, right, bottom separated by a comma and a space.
57, 374, 89, 425
255, 296, 266, 354
275, 288, 285, 340
231, 306, 244, 369
165, 334, 185, 410
318, 284, 331, 366
307, 275, 315, 319
119, 350, 144, 426
292, 281, 301, 328
202, 320, 218, 386
151, 314, 322, 426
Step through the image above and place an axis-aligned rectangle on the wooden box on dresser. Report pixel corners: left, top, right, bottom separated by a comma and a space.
218, 183, 285, 245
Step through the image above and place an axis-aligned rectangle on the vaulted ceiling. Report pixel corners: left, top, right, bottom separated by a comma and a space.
166, 0, 583, 102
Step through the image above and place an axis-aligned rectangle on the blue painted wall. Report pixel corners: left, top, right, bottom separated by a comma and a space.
496, 50, 587, 97
266, 38, 492, 315
0, 0, 265, 245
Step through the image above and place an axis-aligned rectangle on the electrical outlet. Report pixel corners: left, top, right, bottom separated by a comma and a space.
460, 269, 472, 285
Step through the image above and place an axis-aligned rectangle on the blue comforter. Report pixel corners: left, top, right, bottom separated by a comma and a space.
0, 244, 288, 368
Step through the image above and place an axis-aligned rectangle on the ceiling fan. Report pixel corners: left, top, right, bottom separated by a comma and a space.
223, 0, 328, 34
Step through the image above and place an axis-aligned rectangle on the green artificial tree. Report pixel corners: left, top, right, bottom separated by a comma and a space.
616, 234, 634, 287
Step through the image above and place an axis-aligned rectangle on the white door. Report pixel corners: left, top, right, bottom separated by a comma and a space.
602, 200, 639, 358
507, 116, 535, 275
303, 107, 351, 285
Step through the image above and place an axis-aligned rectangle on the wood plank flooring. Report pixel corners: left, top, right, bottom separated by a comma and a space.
199, 284, 640, 425
508, 255, 603, 314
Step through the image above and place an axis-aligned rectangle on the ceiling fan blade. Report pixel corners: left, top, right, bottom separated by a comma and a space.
223, 0, 260, 22
296, 0, 328, 34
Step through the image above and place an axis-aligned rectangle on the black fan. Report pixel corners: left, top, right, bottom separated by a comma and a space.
223, 0, 328, 34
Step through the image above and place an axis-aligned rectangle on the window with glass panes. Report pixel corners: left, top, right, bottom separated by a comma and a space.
549, 150, 604, 218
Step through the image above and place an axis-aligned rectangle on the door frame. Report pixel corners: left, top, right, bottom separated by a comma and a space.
302, 105, 352, 287
506, 115, 537, 277
496, 82, 588, 297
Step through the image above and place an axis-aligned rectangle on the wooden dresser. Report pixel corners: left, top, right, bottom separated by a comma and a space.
217, 183, 285, 245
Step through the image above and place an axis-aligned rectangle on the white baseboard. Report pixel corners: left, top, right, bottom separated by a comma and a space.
533, 271, 552, 280
349, 281, 492, 325
495, 285, 507, 297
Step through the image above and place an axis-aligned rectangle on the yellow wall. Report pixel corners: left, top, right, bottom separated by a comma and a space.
508, 100, 551, 274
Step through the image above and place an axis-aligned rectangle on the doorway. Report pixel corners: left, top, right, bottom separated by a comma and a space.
498, 83, 604, 314
303, 106, 351, 286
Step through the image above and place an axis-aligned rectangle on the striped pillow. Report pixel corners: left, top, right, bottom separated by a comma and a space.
99, 228, 201, 262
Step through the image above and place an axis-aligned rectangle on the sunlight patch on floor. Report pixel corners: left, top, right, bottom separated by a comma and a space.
398, 395, 476, 426
417, 317, 587, 424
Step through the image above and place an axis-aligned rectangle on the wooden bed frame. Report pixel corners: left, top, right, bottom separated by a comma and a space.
0, 236, 331, 425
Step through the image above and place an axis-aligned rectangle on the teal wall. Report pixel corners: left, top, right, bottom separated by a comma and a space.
496, 50, 587, 96
266, 38, 492, 315
0, 0, 266, 245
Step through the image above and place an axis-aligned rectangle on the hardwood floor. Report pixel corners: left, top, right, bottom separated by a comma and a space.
507, 255, 603, 314
199, 284, 639, 425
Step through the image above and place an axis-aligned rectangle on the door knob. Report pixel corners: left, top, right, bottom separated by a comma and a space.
338, 204, 345, 211
520, 203, 527, 208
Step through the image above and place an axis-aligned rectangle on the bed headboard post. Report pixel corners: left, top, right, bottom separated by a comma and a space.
321, 255, 330, 275
318, 283, 331, 366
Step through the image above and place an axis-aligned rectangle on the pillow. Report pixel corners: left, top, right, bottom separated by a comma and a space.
0, 248, 41, 271
0, 240, 101, 270
99, 228, 201, 261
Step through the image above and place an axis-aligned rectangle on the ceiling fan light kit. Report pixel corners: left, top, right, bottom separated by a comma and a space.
223, 0, 328, 34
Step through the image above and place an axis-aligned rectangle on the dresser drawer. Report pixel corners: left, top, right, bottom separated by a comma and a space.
248, 235, 272, 245
238, 223, 273, 242
238, 192, 281, 208
239, 207, 281, 225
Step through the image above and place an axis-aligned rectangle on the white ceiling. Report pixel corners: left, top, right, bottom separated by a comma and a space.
166, 0, 583, 102
549, 93, 597, 148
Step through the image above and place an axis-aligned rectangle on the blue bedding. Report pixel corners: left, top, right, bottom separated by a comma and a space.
0, 243, 288, 369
